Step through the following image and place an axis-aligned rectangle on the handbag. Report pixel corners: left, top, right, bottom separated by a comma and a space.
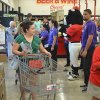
8, 55, 19, 70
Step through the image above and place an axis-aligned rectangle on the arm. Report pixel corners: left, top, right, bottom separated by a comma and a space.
12, 43, 26, 56
39, 43, 51, 57
81, 35, 94, 57
51, 36, 57, 50
84, 35, 94, 51
40, 31, 48, 40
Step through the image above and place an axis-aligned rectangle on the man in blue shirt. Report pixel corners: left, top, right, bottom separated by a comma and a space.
80, 9, 97, 92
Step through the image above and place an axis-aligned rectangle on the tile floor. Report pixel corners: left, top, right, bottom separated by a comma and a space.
4, 58, 92, 100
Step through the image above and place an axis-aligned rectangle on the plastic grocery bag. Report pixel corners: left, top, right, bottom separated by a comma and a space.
8, 55, 19, 70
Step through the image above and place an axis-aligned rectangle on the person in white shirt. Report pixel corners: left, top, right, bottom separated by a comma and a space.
6, 21, 17, 57
34, 17, 41, 32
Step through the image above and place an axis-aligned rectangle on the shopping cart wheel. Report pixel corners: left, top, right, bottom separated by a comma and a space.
15, 79, 18, 85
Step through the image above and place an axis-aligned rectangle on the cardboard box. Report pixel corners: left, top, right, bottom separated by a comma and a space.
0, 63, 6, 100
0, 79, 6, 100
0, 54, 7, 62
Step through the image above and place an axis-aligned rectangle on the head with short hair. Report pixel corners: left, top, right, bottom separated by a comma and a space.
43, 17, 48, 23
35, 17, 39, 21
84, 9, 92, 15
83, 9, 92, 21
27, 13, 32, 21
9, 21, 16, 28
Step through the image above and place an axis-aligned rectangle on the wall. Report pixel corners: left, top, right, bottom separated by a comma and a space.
15, 0, 100, 16
14, 0, 19, 11
1, 0, 100, 16
0, 2, 2, 11
80, 0, 96, 15
1, 0, 15, 8
17, 0, 50, 15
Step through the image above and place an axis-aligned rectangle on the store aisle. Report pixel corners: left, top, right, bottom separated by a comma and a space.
5, 58, 91, 100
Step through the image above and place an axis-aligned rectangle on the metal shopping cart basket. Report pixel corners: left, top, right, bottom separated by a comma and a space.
18, 54, 65, 100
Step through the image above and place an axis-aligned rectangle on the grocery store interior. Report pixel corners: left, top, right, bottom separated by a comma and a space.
0, 0, 100, 100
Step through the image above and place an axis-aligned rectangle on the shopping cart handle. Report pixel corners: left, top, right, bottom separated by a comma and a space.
27, 53, 45, 56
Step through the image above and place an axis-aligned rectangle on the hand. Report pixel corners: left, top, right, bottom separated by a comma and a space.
12, 32, 16, 35
20, 51, 27, 56
51, 46, 54, 51
81, 49, 87, 58
79, 49, 84, 56
64, 37, 68, 41
45, 52, 51, 57
63, 33, 67, 37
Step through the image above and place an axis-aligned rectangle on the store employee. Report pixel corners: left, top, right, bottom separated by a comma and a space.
48, 19, 58, 71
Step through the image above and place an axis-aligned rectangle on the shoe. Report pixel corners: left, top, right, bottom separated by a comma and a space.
68, 74, 79, 81
67, 71, 72, 76
82, 87, 87, 92
66, 69, 75, 76
64, 64, 70, 67
80, 85, 87, 87
15, 79, 18, 85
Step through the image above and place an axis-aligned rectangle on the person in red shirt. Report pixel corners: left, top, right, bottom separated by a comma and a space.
66, 6, 83, 81
88, 46, 100, 100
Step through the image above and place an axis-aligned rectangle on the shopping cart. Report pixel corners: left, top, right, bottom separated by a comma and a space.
18, 54, 64, 100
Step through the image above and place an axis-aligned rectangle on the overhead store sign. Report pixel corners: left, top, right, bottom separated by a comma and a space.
37, 0, 77, 4
37, 0, 77, 12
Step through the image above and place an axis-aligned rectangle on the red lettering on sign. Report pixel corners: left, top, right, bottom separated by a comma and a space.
37, 0, 41, 3
61, 0, 67, 3
55, 0, 59, 3
67, 0, 77, 4
37, 0, 53, 3
37, 0, 77, 4
50, 5, 64, 11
